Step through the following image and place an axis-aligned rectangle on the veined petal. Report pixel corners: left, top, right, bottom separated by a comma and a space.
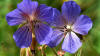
62, 32, 82, 53
37, 4, 53, 24
47, 29, 64, 48
72, 15, 93, 35
62, 1, 81, 24
31, 1, 38, 13
34, 23, 52, 45
6, 9, 25, 26
13, 26, 32, 48
17, 0, 38, 14
51, 8, 66, 26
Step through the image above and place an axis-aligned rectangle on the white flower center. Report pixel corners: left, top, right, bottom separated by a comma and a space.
66, 25, 71, 30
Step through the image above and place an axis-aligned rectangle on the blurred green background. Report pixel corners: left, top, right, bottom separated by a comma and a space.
0, 0, 100, 56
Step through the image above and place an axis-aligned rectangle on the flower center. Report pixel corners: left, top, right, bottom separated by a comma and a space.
29, 15, 36, 21
66, 25, 71, 30
64, 25, 72, 32
29, 15, 42, 29
29, 15, 41, 24
58, 25, 72, 33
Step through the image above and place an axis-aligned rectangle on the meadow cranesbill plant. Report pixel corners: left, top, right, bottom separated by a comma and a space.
6, 0, 54, 48
47, 1, 93, 53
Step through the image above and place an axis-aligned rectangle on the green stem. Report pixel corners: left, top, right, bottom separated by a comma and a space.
51, 48, 58, 56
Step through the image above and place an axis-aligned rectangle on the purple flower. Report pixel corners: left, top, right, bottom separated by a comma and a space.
6, 0, 54, 48
47, 1, 92, 53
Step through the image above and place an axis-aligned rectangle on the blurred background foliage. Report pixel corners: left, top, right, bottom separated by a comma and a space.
0, 0, 100, 56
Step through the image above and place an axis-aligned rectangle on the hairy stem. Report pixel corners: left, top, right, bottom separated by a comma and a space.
30, 33, 37, 56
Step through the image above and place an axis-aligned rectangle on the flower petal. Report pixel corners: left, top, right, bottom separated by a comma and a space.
72, 15, 93, 35
62, 32, 82, 53
62, 1, 81, 24
6, 9, 25, 26
37, 4, 53, 24
31, 1, 38, 13
47, 29, 64, 48
17, 0, 38, 14
34, 23, 53, 45
51, 8, 66, 26
13, 26, 32, 48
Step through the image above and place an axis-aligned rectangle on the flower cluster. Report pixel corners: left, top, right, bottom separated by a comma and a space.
6, 0, 92, 54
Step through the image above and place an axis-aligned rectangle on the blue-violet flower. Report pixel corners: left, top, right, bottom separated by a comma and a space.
6, 0, 54, 48
47, 1, 92, 53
